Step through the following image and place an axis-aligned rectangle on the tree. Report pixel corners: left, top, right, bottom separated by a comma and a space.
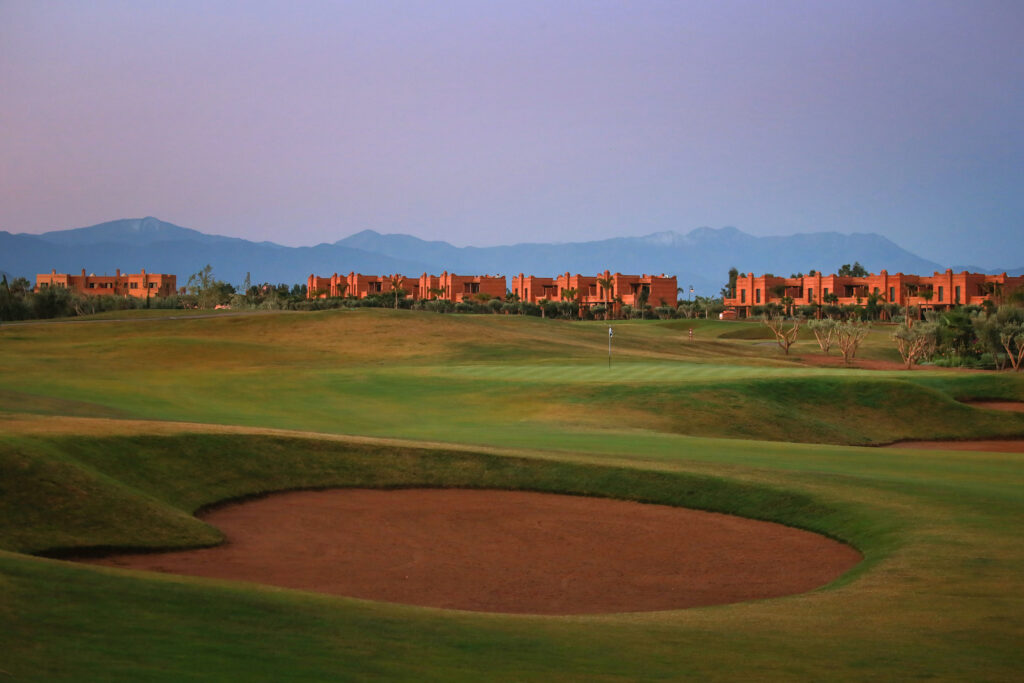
893, 323, 937, 368
597, 276, 614, 320
1000, 325, 1024, 371
721, 267, 739, 299
243, 272, 253, 306
637, 285, 650, 320
808, 319, 837, 355
835, 321, 870, 364
864, 291, 883, 320
838, 262, 868, 277
186, 264, 227, 309
780, 295, 794, 317
387, 274, 407, 310
762, 314, 803, 355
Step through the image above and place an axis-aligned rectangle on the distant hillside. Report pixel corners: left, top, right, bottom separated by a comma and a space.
1, 216, 963, 295
335, 226, 946, 294
1, 218, 434, 290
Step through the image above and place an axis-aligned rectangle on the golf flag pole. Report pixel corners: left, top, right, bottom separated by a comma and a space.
608, 326, 613, 369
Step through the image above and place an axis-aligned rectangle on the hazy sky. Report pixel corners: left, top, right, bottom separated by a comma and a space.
2, 1, 1022, 266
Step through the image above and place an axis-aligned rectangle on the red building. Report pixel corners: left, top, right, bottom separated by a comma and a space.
723, 269, 1023, 317
307, 271, 504, 302
511, 270, 677, 313
35, 269, 177, 298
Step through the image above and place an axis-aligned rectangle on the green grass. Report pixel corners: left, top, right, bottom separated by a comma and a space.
1, 309, 1023, 680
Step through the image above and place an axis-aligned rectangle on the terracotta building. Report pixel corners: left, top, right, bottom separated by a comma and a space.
511, 270, 678, 313
306, 272, 420, 299
723, 269, 1023, 317
35, 269, 177, 298
306, 271, 505, 302
433, 272, 506, 302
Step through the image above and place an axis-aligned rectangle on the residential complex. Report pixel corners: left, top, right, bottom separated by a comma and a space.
34, 269, 177, 298
307, 269, 678, 312
307, 271, 506, 302
511, 271, 677, 314
723, 269, 1023, 318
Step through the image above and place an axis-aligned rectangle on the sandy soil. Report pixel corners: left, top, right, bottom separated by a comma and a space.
960, 400, 1024, 413
887, 440, 1024, 453
797, 354, 970, 371
85, 489, 861, 615
886, 401, 1024, 452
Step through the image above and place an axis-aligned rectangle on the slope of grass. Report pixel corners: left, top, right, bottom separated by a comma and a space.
1, 428, 1021, 680
2, 309, 1024, 680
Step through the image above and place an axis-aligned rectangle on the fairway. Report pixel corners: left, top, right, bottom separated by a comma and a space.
3, 309, 1024, 680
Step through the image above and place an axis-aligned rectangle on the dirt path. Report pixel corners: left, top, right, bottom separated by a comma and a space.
85, 489, 861, 615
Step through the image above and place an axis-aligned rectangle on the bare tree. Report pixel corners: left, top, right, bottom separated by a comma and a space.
762, 314, 803, 355
807, 319, 837, 355
893, 323, 937, 369
836, 321, 870, 364
1000, 328, 1024, 371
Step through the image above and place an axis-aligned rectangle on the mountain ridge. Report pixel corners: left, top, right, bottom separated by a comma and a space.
5, 217, 1019, 295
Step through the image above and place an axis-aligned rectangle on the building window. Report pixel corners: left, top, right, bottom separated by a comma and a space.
938, 286, 944, 302
889, 286, 895, 301
130, 282, 138, 289
755, 288, 761, 304
955, 285, 960, 304
740, 290, 746, 304
807, 288, 813, 301
88, 283, 95, 289
823, 287, 829, 296
873, 287, 879, 295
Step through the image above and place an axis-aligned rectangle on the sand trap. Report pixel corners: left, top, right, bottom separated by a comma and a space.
85, 489, 860, 614
960, 400, 1024, 413
887, 440, 1024, 453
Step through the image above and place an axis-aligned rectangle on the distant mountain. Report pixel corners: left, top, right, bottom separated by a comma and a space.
2, 217, 961, 295
336, 226, 946, 294
0, 218, 434, 289
951, 265, 1024, 277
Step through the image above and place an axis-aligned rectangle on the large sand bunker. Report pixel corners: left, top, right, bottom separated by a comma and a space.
87, 489, 861, 614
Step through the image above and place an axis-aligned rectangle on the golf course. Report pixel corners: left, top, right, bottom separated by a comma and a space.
2, 308, 1023, 680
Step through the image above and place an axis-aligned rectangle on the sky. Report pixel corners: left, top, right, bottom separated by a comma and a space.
2, 1, 1022, 266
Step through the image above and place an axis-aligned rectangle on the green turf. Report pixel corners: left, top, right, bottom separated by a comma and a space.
1, 309, 1023, 680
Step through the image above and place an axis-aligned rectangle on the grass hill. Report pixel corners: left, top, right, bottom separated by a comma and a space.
1, 310, 1023, 680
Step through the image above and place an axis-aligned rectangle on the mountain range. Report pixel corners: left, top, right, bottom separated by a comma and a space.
2, 217, 1020, 296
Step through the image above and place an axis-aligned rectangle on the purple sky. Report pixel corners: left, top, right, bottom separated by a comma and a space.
2, 1, 1022, 266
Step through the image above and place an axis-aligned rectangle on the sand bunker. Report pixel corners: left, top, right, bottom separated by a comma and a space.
960, 400, 1024, 413
87, 489, 861, 614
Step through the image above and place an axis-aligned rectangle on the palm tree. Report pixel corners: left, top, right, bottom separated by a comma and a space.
780, 295, 794, 317
560, 288, 579, 319
865, 291, 883, 320
597, 276, 614, 320
388, 274, 405, 310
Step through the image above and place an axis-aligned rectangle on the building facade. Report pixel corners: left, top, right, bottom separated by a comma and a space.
511, 270, 677, 312
306, 271, 506, 302
35, 269, 177, 298
723, 269, 1023, 317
